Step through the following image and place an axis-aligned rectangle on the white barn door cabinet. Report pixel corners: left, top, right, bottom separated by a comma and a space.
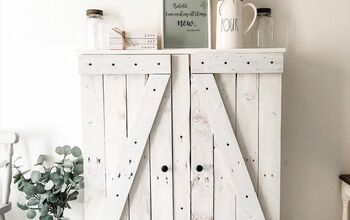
79, 48, 285, 220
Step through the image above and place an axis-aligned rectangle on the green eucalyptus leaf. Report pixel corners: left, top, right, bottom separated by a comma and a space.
74, 156, 83, 165
40, 215, 53, 220
67, 191, 79, 201
27, 198, 40, 206
71, 146, 82, 157
40, 203, 49, 216
31, 171, 41, 183
50, 172, 61, 181
47, 195, 58, 203
17, 202, 29, 210
55, 146, 64, 155
37, 155, 47, 165
27, 209, 37, 219
63, 145, 71, 155
44, 180, 54, 190
73, 176, 84, 183
73, 164, 84, 175
35, 183, 46, 194
24, 184, 36, 196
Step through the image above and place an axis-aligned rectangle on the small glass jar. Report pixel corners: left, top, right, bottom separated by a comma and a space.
252, 8, 274, 48
86, 9, 106, 50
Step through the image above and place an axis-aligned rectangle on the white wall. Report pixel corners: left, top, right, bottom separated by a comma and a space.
0, 0, 349, 219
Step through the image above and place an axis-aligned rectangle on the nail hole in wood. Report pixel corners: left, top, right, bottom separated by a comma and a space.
252, 159, 255, 162
201, 61, 204, 64
112, 63, 115, 66
153, 89, 156, 92
88, 157, 91, 162
196, 165, 203, 172
271, 174, 274, 177
205, 87, 209, 90
264, 174, 267, 177
97, 158, 101, 164
161, 165, 168, 172
134, 141, 137, 144
180, 135, 183, 139
88, 63, 92, 66
271, 61, 274, 64
224, 61, 228, 64
116, 194, 119, 197
129, 159, 132, 164
134, 63, 138, 66
180, 207, 183, 210
226, 143, 230, 146
247, 61, 250, 64
246, 195, 249, 198
157, 62, 161, 65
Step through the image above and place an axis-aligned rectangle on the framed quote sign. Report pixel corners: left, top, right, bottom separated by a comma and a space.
161, 0, 211, 49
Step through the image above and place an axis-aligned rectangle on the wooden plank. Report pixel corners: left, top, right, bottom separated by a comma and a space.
0, 132, 19, 144
102, 74, 170, 220
128, 75, 151, 220
193, 74, 265, 220
191, 75, 214, 220
172, 55, 191, 220
79, 55, 171, 75
258, 74, 282, 220
191, 53, 283, 74
79, 48, 286, 55
236, 74, 259, 192
150, 76, 173, 220
81, 75, 106, 220
214, 73, 237, 219
104, 75, 129, 220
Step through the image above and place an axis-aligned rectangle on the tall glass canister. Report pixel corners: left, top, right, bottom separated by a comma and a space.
86, 9, 106, 50
252, 8, 274, 48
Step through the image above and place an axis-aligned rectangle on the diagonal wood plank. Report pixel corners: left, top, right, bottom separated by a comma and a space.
102, 74, 171, 220
193, 74, 265, 220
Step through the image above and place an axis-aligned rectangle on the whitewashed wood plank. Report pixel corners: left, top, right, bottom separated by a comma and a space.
150, 77, 173, 220
214, 74, 237, 219
172, 55, 191, 220
258, 74, 282, 220
81, 75, 106, 220
191, 53, 283, 74
236, 74, 259, 192
191, 76, 214, 220
0, 132, 19, 144
104, 75, 129, 220
79, 55, 171, 75
102, 74, 170, 220
80, 48, 286, 55
193, 74, 265, 220
128, 75, 151, 220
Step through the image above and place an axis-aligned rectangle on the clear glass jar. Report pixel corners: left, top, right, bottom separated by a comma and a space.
86, 9, 106, 50
252, 8, 274, 48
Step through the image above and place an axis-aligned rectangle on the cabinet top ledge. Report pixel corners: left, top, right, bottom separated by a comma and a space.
79, 48, 286, 55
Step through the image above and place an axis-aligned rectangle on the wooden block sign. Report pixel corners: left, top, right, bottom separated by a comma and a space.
162, 0, 211, 49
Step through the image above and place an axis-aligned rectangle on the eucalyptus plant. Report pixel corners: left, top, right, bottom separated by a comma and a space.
13, 145, 84, 220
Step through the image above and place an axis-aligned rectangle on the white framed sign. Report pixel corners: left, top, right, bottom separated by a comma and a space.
161, 0, 211, 49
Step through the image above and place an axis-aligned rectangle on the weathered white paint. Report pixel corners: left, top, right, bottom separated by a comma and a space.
101, 74, 170, 220
341, 181, 350, 220
150, 76, 173, 220
193, 74, 265, 220
172, 55, 191, 220
81, 75, 106, 220
191, 53, 283, 74
79, 55, 171, 75
80, 50, 284, 220
127, 75, 151, 220
258, 74, 282, 220
191, 76, 214, 220
104, 75, 129, 220
214, 73, 237, 219
236, 74, 259, 191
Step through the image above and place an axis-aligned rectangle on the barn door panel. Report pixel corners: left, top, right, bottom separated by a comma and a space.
127, 75, 151, 220
172, 55, 191, 220
193, 74, 265, 220
214, 73, 237, 219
